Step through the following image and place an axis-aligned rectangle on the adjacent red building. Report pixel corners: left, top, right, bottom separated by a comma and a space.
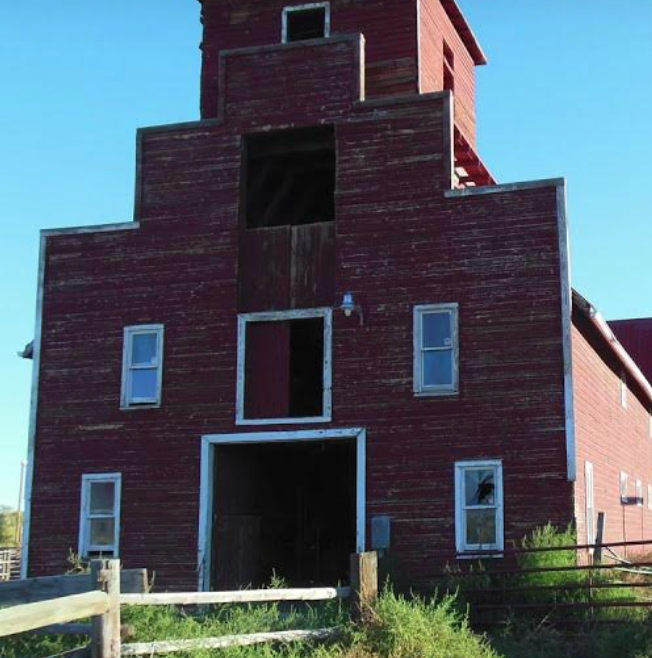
21, 0, 652, 590
610, 319, 652, 384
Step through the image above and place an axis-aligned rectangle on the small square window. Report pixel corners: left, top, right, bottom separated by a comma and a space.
282, 3, 330, 43
414, 304, 459, 395
79, 474, 121, 558
121, 325, 164, 408
455, 461, 504, 554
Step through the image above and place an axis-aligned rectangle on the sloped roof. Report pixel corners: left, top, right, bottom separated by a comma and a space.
440, 0, 488, 66
610, 318, 652, 384
573, 290, 652, 406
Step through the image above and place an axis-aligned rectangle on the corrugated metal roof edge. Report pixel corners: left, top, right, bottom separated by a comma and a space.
573, 289, 652, 407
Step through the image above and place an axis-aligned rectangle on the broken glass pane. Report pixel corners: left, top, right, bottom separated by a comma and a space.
466, 509, 496, 545
465, 469, 495, 506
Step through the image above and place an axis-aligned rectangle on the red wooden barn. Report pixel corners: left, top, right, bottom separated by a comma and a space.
610, 319, 652, 384
20, 0, 652, 590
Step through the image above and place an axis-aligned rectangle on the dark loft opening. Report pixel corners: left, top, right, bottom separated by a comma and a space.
244, 317, 325, 420
285, 6, 327, 42
243, 126, 335, 229
212, 440, 356, 590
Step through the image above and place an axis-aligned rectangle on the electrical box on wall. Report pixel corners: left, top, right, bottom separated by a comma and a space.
371, 515, 391, 551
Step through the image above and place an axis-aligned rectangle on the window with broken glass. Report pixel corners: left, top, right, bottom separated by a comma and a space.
455, 461, 503, 553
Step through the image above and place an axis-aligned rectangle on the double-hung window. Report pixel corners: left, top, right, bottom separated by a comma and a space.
455, 460, 504, 554
121, 325, 164, 408
79, 474, 121, 558
414, 304, 459, 395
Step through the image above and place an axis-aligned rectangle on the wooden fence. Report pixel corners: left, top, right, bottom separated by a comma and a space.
0, 548, 21, 582
0, 552, 378, 658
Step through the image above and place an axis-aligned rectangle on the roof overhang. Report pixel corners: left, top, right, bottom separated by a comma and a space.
440, 0, 488, 66
573, 290, 652, 406
194, 0, 488, 66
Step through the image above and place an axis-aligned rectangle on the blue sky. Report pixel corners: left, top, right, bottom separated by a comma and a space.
0, 0, 650, 509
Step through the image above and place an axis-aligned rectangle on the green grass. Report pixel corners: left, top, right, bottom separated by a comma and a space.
0, 589, 499, 658
4, 527, 652, 658
486, 525, 652, 657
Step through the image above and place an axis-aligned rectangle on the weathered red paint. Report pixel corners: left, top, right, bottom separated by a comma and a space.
610, 319, 652, 384
26, 0, 650, 591
573, 311, 652, 553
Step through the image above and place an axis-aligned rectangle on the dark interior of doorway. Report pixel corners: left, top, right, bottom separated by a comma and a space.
212, 440, 356, 590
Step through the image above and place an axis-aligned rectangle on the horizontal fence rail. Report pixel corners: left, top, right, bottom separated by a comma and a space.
442, 537, 652, 628
434, 561, 652, 579
120, 628, 341, 656
0, 591, 110, 638
120, 586, 352, 607
0, 553, 378, 658
453, 538, 652, 558
0, 568, 148, 606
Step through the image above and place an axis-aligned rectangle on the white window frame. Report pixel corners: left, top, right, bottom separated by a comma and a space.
648, 484, 652, 511
585, 461, 595, 545
236, 308, 333, 426
455, 460, 504, 555
282, 2, 331, 43
636, 479, 644, 507
78, 473, 121, 558
120, 325, 164, 409
414, 303, 459, 396
620, 471, 629, 503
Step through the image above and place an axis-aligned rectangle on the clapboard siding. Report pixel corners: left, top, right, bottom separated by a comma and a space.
419, 0, 477, 145
28, 7, 574, 591
199, 0, 419, 118
573, 314, 652, 553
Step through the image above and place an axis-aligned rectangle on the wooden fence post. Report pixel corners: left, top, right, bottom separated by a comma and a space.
90, 560, 121, 658
350, 552, 378, 623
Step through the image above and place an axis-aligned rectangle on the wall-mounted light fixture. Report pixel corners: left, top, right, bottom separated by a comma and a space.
340, 292, 364, 326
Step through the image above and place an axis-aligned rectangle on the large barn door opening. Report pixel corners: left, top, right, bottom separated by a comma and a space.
211, 439, 356, 590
